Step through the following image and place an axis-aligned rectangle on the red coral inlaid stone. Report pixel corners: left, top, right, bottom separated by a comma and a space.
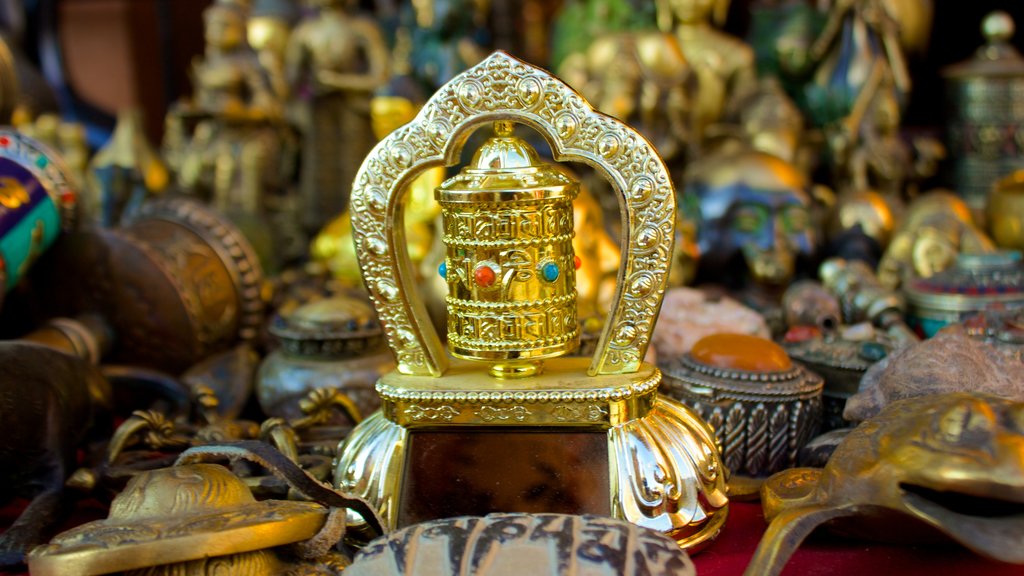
691, 333, 793, 372
473, 264, 497, 288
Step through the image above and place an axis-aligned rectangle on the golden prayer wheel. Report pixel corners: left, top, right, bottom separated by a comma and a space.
436, 121, 579, 378
336, 52, 728, 552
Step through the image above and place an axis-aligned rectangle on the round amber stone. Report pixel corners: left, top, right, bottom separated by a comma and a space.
691, 333, 793, 372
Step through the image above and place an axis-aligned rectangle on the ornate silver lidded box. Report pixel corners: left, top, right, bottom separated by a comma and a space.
661, 333, 823, 478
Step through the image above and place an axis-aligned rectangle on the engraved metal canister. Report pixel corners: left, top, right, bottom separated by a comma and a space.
943, 11, 1024, 216
436, 122, 579, 377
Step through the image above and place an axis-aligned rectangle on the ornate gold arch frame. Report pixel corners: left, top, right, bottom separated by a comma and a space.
349, 51, 676, 378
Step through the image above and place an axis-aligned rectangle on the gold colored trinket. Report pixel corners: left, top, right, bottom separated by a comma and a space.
27, 464, 327, 576
335, 52, 728, 550
747, 393, 1024, 575
989, 170, 1024, 252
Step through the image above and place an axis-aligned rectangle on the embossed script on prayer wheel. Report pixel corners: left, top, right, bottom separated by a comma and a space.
436, 121, 579, 378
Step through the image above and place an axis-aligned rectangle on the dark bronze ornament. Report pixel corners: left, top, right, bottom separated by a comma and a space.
41, 197, 264, 373
258, 294, 393, 421
944, 11, 1024, 216
0, 342, 111, 566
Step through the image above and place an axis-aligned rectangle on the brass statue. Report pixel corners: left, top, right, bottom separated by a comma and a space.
660, 0, 757, 148
561, 31, 693, 165
883, 0, 934, 56
248, 0, 299, 101
989, 170, 1024, 252
747, 393, 1024, 575
286, 0, 389, 233
404, 0, 489, 92
840, 85, 943, 205
166, 0, 286, 218
551, 0, 657, 72
335, 52, 728, 550
571, 176, 621, 323
783, 0, 910, 130
877, 190, 995, 290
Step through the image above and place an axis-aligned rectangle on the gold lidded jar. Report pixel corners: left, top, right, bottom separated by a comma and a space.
943, 11, 1024, 216
257, 294, 395, 421
435, 121, 579, 378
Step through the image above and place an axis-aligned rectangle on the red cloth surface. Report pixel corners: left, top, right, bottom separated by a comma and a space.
2, 499, 1020, 575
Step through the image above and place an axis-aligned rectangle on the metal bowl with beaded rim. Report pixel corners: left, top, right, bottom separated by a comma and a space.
660, 333, 823, 478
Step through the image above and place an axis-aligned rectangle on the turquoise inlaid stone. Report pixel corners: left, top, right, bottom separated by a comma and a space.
542, 262, 560, 282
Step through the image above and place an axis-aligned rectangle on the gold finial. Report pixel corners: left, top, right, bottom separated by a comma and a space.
493, 120, 514, 137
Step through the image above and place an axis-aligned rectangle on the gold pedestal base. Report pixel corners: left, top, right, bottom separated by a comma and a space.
334, 359, 729, 550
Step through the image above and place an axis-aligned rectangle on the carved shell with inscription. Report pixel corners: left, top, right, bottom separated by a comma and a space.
344, 513, 696, 576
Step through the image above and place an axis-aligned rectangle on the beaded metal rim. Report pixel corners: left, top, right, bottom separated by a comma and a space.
375, 368, 662, 406
662, 355, 823, 399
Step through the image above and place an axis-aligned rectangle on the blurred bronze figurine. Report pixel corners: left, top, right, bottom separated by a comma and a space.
87, 110, 169, 227
878, 191, 995, 290
660, 0, 757, 147
286, 0, 389, 234
689, 150, 819, 294
167, 0, 285, 215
